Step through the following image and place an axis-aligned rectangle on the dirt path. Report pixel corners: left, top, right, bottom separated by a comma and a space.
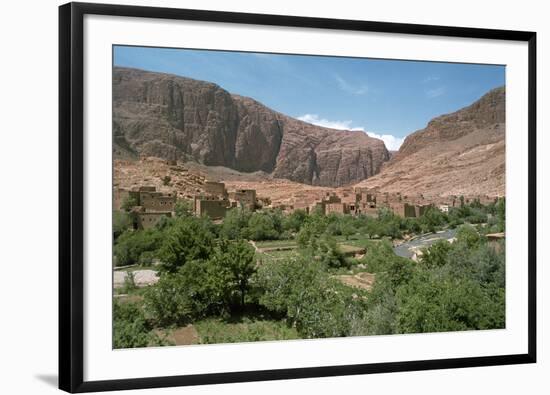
335, 272, 376, 291
113, 270, 159, 288
159, 325, 200, 346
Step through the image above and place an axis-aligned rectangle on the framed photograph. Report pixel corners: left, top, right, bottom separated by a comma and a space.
59, 2, 537, 392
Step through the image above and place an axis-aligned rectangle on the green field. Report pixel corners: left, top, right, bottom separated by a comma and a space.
255, 249, 299, 264
333, 234, 379, 247
195, 317, 299, 344
255, 239, 297, 249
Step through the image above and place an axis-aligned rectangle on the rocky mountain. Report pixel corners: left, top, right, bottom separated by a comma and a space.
355, 87, 505, 196
113, 67, 389, 187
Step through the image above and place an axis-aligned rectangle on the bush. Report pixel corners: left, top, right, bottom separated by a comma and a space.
419, 206, 447, 233
114, 228, 162, 267
315, 235, 348, 269
113, 210, 133, 240
219, 208, 251, 240
455, 225, 483, 248
419, 240, 452, 268
246, 211, 281, 241
282, 209, 307, 233
395, 270, 504, 333
113, 301, 152, 348
121, 196, 138, 212
256, 258, 366, 338
174, 199, 193, 217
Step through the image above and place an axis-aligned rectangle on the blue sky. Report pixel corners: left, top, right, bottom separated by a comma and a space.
114, 45, 505, 150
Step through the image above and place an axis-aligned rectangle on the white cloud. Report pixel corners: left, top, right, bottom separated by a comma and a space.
297, 114, 404, 151
426, 86, 446, 98
363, 131, 404, 151
335, 74, 368, 95
422, 75, 441, 83
297, 114, 355, 130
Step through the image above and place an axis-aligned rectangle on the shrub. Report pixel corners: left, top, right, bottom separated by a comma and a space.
246, 211, 281, 241
113, 210, 133, 240
174, 199, 193, 218
114, 228, 162, 267
113, 301, 152, 348
219, 208, 251, 240
419, 240, 452, 268
282, 209, 307, 233
121, 196, 138, 212
256, 258, 366, 338
395, 270, 504, 333
456, 225, 483, 248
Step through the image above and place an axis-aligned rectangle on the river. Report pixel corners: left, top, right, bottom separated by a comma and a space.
393, 228, 458, 259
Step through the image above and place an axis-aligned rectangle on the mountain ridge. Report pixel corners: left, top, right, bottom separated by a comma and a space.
355, 86, 505, 197
113, 67, 390, 187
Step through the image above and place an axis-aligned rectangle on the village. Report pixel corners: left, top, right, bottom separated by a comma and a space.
114, 180, 499, 230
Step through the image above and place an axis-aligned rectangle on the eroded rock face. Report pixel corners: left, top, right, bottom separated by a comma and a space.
113, 67, 389, 187
356, 87, 506, 197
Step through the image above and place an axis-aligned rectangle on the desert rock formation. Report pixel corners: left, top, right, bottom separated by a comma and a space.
113, 67, 389, 187
355, 87, 505, 196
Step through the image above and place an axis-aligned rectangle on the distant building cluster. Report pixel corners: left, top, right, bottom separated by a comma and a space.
115, 180, 500, 228
114, 186, 176, 229
193, 181, 257, 219
268, 188, 498, 218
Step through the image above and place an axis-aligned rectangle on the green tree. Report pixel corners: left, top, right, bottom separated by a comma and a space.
113, 301, 157, 348
419, 206, 447, 233
113, 210, 133, 240
143, 273, 194, 326
496, 197, 506, 231
456, 225, 483, 248
420, 240, 452, 268
247, 211, 280, 241
220, 208, 251, 240
121, 196, 138, 212
157, 217, 215, 272
214, 239, 257, 308
114, 228, 162, 267
174, 199, 193, 217
256, 257, 366, 338
395, 269, 504, 333
283, 209, 307, 233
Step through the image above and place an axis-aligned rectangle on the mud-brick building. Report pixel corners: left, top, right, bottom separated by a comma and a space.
114, 186, 176, 212
193, 195, 230, 219
134, 210, 173, 229
203, 181, 228, 198
139, 190, 176, 212
389, 202, 433, 218
228, 189, 257, 210
388, 202, 418, 218
325, 202, 350, 215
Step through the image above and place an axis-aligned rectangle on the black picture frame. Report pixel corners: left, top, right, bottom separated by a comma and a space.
59, 2, 537, 393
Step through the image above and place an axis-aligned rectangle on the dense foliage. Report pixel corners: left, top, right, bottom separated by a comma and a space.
112, 198, 506, 347
256, 258, 367, 338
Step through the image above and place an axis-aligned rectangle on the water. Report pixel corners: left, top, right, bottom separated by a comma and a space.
393, 228, 458, 259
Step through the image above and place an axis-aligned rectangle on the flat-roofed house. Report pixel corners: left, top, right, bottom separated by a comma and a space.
228, 189, 257, 210
193, 195, 230, 219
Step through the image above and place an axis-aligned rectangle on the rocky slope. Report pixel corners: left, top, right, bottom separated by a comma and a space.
355, 87, 505, 196
113, 67, 389, 187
